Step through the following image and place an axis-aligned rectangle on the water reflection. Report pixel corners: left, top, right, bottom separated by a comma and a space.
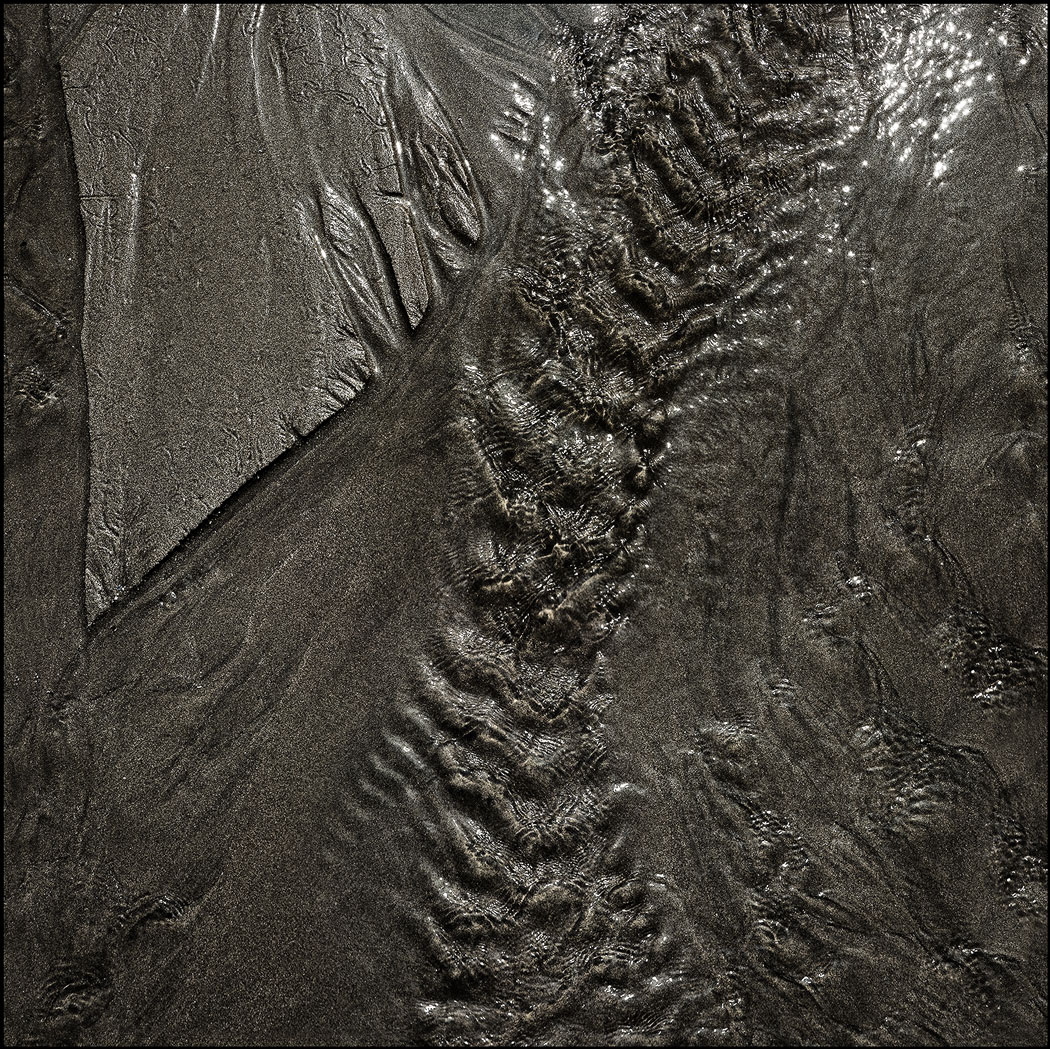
877, 4, 1041, 182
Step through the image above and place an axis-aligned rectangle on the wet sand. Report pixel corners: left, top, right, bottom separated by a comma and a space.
4, 5, 1047, 1046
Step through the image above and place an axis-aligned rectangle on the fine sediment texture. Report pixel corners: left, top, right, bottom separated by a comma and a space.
51, 2, 506, 619
4, 4, 1047, 1047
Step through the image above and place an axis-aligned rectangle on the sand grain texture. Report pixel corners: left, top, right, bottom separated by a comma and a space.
4, 4, 1047, 1046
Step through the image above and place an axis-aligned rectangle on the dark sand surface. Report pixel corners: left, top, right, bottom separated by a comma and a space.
4, 4, 1047, 1045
